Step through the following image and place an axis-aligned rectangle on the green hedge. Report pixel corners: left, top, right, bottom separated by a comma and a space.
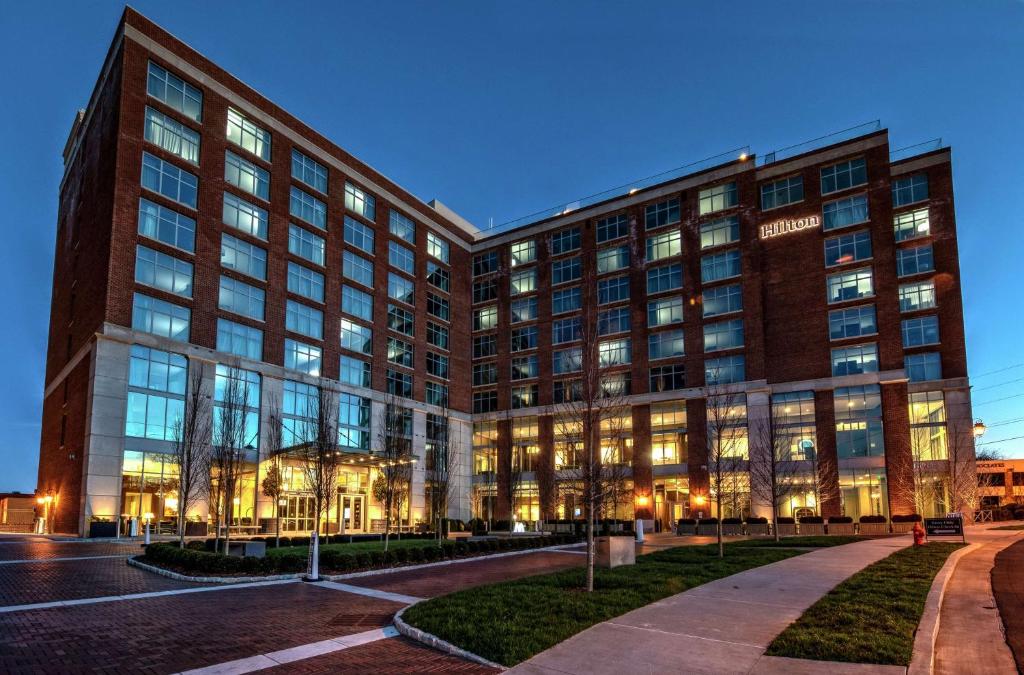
144, 534, 580, 577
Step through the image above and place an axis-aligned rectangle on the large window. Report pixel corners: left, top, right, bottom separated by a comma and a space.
291, 149, 328, 193
125, 345, 186, 440
824, 231, 872, 267
835, 385, 883, 458
226, 108, 270, 161
282, 380, 317, 446
389, 241, 415, 275
473, 251, 499, 277
223, 192, 268, 239
771, 391, 817, 461
829, 305, 877, 340
427, 322, 449, 350
761, 175, 803, 209
216, 318, 262, 360
473, 279, 497, 304
339, 355, 371, 388
473, 391, 497, 414
704, 319, 744, 353
892, 174, 928, 206
290, 186, 326, 229
552, 287, 581, 314
552, 317, 581, 344
338, 393, 371, 450
700, 216, 739, 249
552, 256, 582, 284
823, 194, 869, 231
647, 229, 682, 261
511, 239, 536, 266
427, 293, 450, 321
511, 355, 539, 380
141, 152, 197, 209
288, 262, 325, 303
703, 284, 742, 317
288, 225, 325, 266
286, 300, 323, 340
213, 365, 261, 449
899, 281, 936, 312
909, 391, 947, 461
390, 210, 416, 243
598, 276, 630, 305
344, 216, 375, 254
598, 307, 631, 336
221, 233, 267, 280
147, 61, 202, 121
474, 335, 496, 359
473, 363, 497, 387
387, 336, 414, 367
705, 355, 745, 385
345, 182, 375, 220
135, 245, 193, 297
648, 296, 684, 326
219, 275, 264, 320
599, 339, 631, 367
699, 182, 737, 215
647, 263, 683, 294
426, 232, 449, 263
894, 207, 930, 242
426, 352, 449, 380
510, 268, 537, 295
597, 245, 630, 274
511, 297, 538, 323
138, 198, 195, 253
645, 198, 680, 229
342, 285, 373, 321
284, 338, 321, 376
649, 330, 685, 360
897, 245, 934, 277
426, 382, 449, 407
905, 352, 941, 382
651, 401, 687, 465
650, 364, 686, 392
225, 151, 270, 200
386, 304, 413, 335
597, 213, 629, 242
701, 250, 741, 283
474, 306, 498, 332
386, 369, 413, 397
388, 272, 415, 306
902, 315, 940, 347
821, 158, 867, 195
831, 343, 878, 376
427, 262, 450, 293
132, 293, 190, 342
550, 228, 581, 255
827, 268, 874, 304
343, 250, 374, 287
340, 319, 372, 354
144, 107, 200, 164
553, 347, 583, 374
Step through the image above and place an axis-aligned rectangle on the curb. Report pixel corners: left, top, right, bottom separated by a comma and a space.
393, 606, 506, 671
129, 542, 585, 585
907, 542, 979, 675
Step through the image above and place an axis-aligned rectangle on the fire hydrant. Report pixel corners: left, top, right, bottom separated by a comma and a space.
912, 521, 927, 546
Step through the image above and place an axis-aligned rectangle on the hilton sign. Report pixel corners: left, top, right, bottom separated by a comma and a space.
759, 215, 820, 240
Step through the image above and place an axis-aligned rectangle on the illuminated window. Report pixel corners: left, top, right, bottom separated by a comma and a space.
899, 281, 936, 312
827, 268, 874, 304
649, 330, 685, 360
344, 182, 376, 220
835, 385, 883, 458
699, 182, 737, 215
222, 192, 267, 239
147, 61, 202, 121
144, 107, 199, 165
511, 239, 536, 266
225, 151, 270, 199
597, 245, 630, 273
823, 194, 869, 231
894, 207, 930, 242
226, 108, 270, 161
647, 229, 682, 261
649, 296, 684, 327
700, 216, 739, 249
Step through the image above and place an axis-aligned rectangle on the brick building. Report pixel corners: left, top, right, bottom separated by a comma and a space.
37, 8, 975, 536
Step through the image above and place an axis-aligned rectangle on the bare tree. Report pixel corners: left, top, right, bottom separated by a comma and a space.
170, 366, 212, 549
374, 398, 413, 551
502, 408, 525, 529
261, 396, 285, 547
749, 403, 804, 541
301, 387, 340, 537
535, 433, 557, 523
703, 383, 746, 558
428, 410, 463, 542
211, 366, 253, 555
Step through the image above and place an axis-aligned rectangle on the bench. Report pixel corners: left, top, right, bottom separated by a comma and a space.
446, 531, 472, 540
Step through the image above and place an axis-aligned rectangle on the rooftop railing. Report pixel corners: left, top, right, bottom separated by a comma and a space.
889, 138, 945, 163
756, 120, 882, 166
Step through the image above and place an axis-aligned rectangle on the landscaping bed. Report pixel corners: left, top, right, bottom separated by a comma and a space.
401, 543, 808, 666
766, 542, 962, 665
139, 534, 579, 578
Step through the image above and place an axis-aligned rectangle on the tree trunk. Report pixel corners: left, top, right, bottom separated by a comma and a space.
586, 493, 595, 593
178, 511, 186, 549
223, 495, 232, 556
275, 499, 280, 548
773, 504, 780, 542
717, 493, 724, 559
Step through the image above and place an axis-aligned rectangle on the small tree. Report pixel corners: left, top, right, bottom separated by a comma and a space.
428, 410, 462, 542
261, 396, 285, 547
502, 409, 525, 528
944, 421, 979, 517
170, 366, 212, 549
749, 402, 803, 541
211, 366, 253, 555
301, 387, 340, 538
704, 383, 746, 558
375, 398, 413, 551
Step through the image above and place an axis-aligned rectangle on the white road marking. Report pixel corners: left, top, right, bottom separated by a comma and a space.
175, 626, 399, 675
0, 578, 299, 614
312, 580, 423, 605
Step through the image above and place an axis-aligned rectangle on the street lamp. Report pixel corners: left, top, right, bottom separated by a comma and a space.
973, 420, 987, 438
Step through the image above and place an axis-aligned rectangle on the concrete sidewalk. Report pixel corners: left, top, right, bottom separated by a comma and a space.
509, 537, 911, 675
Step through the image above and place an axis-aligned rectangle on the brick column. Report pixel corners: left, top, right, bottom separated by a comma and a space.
631, 404, 653, 521
813, 390, 842, 518
494, 417, 512, 521
686, 398, 709, 516
537, 415, 556, 519
882, 381, 915, 516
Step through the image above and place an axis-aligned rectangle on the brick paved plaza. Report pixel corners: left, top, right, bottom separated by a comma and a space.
0, 535, 578, 674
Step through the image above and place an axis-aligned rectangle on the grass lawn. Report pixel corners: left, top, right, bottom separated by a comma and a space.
766, 542, 962, 665
728, 535, 863, 548
402, 543, 807, 666
992, 524, 1024, 531
267, 537, 442, 557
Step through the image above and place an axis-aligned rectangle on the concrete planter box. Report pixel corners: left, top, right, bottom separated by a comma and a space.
697, 523, 720, 536
227, 541, 266, 558
799, 523, 825, 536
827, 523, 855, 535
859, 522, 889, 535
721, 523, 744, 536
776, 523, 797, 536
596, 536, 635, 568
891, 522, 917, 534
745, 523, 769, 536
676, 523, 697, 536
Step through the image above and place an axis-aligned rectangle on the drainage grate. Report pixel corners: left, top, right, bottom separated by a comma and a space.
328, 611, 392, 627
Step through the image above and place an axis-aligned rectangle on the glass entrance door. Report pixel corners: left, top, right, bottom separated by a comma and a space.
337, 494, 364, 533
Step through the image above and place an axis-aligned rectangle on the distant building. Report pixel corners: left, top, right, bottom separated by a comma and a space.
37, 8, 975, 536
0, 493, 36, 533
976, 460, 1024, 510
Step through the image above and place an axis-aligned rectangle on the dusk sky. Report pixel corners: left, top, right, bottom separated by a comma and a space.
1, 1, 1022, 492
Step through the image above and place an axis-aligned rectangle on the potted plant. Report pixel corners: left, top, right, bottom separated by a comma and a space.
776, 516, 797, 537
890, 513, 922, 534
676, 518, 697, 536
798, 515, 825, 535
826, 515, 854, 535
858, 514, 888, 535
745, 516, 769, 536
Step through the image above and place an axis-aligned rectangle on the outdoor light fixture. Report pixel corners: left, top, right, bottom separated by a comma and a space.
636, 495, 650, 507
232, 497, 241, 506
739, 152, 748, 161
973, 420, 987, 437
695, 495, 707, 506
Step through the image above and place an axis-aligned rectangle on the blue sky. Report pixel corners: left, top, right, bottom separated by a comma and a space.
0, 1, 1022, 492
